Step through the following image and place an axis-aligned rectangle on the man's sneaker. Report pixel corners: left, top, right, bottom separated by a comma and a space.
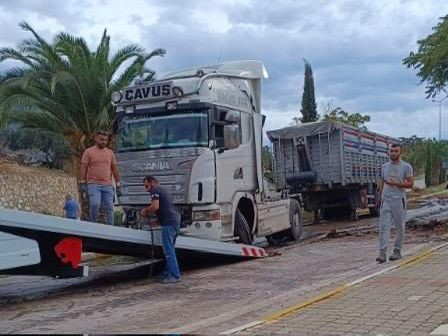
160, 277, 181, 284
376, 252, 387, 263
156, 272, 169, 280
389, 249, 402, 261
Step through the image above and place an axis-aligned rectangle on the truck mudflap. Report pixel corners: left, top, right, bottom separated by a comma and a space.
0, 208, 267, 278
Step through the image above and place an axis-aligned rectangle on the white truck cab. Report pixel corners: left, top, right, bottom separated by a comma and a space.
113, 60, 302, 245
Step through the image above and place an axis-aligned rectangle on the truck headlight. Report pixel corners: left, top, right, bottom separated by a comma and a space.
179, 160, 194, 170
111, 91, 122, 103
172, 86, 184, 97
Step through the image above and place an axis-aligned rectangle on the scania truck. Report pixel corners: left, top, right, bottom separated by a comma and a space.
112, 60, 302, 245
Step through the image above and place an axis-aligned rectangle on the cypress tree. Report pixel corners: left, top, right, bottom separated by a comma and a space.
300, 59, 318, 123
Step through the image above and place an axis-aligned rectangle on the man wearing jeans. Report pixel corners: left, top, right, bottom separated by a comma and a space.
79, 130, 122, 225
141, 175, 181, 284
376, 143, 414, 263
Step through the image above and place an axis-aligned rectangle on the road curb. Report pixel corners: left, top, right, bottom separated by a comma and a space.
220, 241, 448, 334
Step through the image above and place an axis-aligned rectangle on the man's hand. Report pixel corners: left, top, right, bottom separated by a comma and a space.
140, 207, 149, 217
375, 198, 381, 209
116, 185, 123, 197
78, 182, 87, 194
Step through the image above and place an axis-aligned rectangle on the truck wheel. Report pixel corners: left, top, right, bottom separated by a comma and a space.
288, 199, 303, 241
369, 207, 379, 217
234, 208, 253, 245
266, 199, 303, 245
350, 208, 358, 221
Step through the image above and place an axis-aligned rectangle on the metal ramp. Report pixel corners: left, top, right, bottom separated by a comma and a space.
0, 208, 266, 278
0, 232, 40, 271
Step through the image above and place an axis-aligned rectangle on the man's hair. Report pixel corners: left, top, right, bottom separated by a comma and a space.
143, 175, 158, 183
390, 143, 402, 149
96, 130, 110, 136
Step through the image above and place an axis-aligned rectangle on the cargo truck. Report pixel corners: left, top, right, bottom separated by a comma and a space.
267, 121, 397, 223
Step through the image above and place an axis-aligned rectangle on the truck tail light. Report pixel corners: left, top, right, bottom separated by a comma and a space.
192, 209, 220, 221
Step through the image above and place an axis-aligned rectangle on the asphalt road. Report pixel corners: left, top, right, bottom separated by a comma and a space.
1, 217, 446, 334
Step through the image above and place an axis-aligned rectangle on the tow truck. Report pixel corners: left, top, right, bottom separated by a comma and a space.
0, 60, 299, 278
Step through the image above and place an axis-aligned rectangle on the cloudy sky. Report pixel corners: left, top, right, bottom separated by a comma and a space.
1, 0, 447, 139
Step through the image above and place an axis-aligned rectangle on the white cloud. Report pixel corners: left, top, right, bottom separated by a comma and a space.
1, 0, 448, 139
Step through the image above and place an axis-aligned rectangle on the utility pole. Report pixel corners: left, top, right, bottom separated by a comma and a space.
432, 96, 448, 140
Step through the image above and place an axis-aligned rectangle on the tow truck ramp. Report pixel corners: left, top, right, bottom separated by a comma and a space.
0, 208, 266, 278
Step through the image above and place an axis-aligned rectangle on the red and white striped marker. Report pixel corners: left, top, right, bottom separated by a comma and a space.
241, 246, 267, 258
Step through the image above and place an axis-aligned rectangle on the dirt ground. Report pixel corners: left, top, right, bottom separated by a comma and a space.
1, 216, 447, 334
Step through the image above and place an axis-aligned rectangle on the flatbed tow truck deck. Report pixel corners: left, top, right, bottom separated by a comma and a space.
0, 208, 267, 278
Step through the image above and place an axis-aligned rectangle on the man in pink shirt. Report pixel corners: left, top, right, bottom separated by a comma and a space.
79, 130, 121, 225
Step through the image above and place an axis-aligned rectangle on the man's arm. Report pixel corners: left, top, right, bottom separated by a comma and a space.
375, 180, 384, 208
384, 165, 414, 189
111, 162, 120, 184
79, 151, 89, 183
111, 153, 120, 184
384, 177, 413, 189
140, 199, 159, 217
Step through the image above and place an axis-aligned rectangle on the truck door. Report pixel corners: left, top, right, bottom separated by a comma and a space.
214, 109, 255, 203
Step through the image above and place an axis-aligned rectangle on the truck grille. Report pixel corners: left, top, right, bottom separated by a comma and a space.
121, 174, 184, 185
126, 183, 184, 195
116, 147, 207, 161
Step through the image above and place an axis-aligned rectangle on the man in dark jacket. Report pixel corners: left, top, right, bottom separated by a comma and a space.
140, 176, 181, 284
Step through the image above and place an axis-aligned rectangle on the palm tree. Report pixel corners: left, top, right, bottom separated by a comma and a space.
0, 22, 165, 221
0, 21, 165, 170
414, 139, 448, 186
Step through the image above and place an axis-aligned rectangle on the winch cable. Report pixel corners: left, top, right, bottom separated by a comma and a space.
149, 223, 156, 278
138, 213, 157, 278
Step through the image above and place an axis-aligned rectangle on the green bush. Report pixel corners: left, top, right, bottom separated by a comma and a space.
0, 127, 71, 169
114, 210, 124, 226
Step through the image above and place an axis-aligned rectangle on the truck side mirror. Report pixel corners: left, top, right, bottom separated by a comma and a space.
223, 124, 240, 150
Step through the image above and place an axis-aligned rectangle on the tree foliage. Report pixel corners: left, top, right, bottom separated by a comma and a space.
262, 145, 273, 180
413, 139, 448, 186
298, 59, 318, 123
401, 138, 448, 186
403, 15, 448, 98
322, 107, 371, 128
0, 22, 165, 170
400, 135, 425, 176
0, 127, 71, 169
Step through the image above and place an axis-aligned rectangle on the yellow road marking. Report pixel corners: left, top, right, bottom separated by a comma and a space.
263, 249, 436, 324
264, 285, 350, 323
221, 242, 448, 334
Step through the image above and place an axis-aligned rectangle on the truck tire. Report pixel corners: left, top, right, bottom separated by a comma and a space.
350, 207, 358, 221
234, 208, 253, 245
288, 199, 303, 241
369, 207, 379, 217
266, 199, 303, 245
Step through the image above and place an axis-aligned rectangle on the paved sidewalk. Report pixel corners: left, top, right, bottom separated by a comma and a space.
237, 244, 448, 336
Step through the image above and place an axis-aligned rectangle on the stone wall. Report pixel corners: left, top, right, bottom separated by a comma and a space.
0, 163, 77, 216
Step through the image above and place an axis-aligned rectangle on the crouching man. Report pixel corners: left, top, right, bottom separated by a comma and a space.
140, 176, 181, 284
376, 143, 414, 263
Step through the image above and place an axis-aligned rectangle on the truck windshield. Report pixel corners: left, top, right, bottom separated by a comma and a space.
117, 112, 208, 152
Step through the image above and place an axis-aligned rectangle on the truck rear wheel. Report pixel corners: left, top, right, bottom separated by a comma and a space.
369, 207, 379, 217
234, 208, 253, 245
288, 199, 303, 240
266, 199, 303, 245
